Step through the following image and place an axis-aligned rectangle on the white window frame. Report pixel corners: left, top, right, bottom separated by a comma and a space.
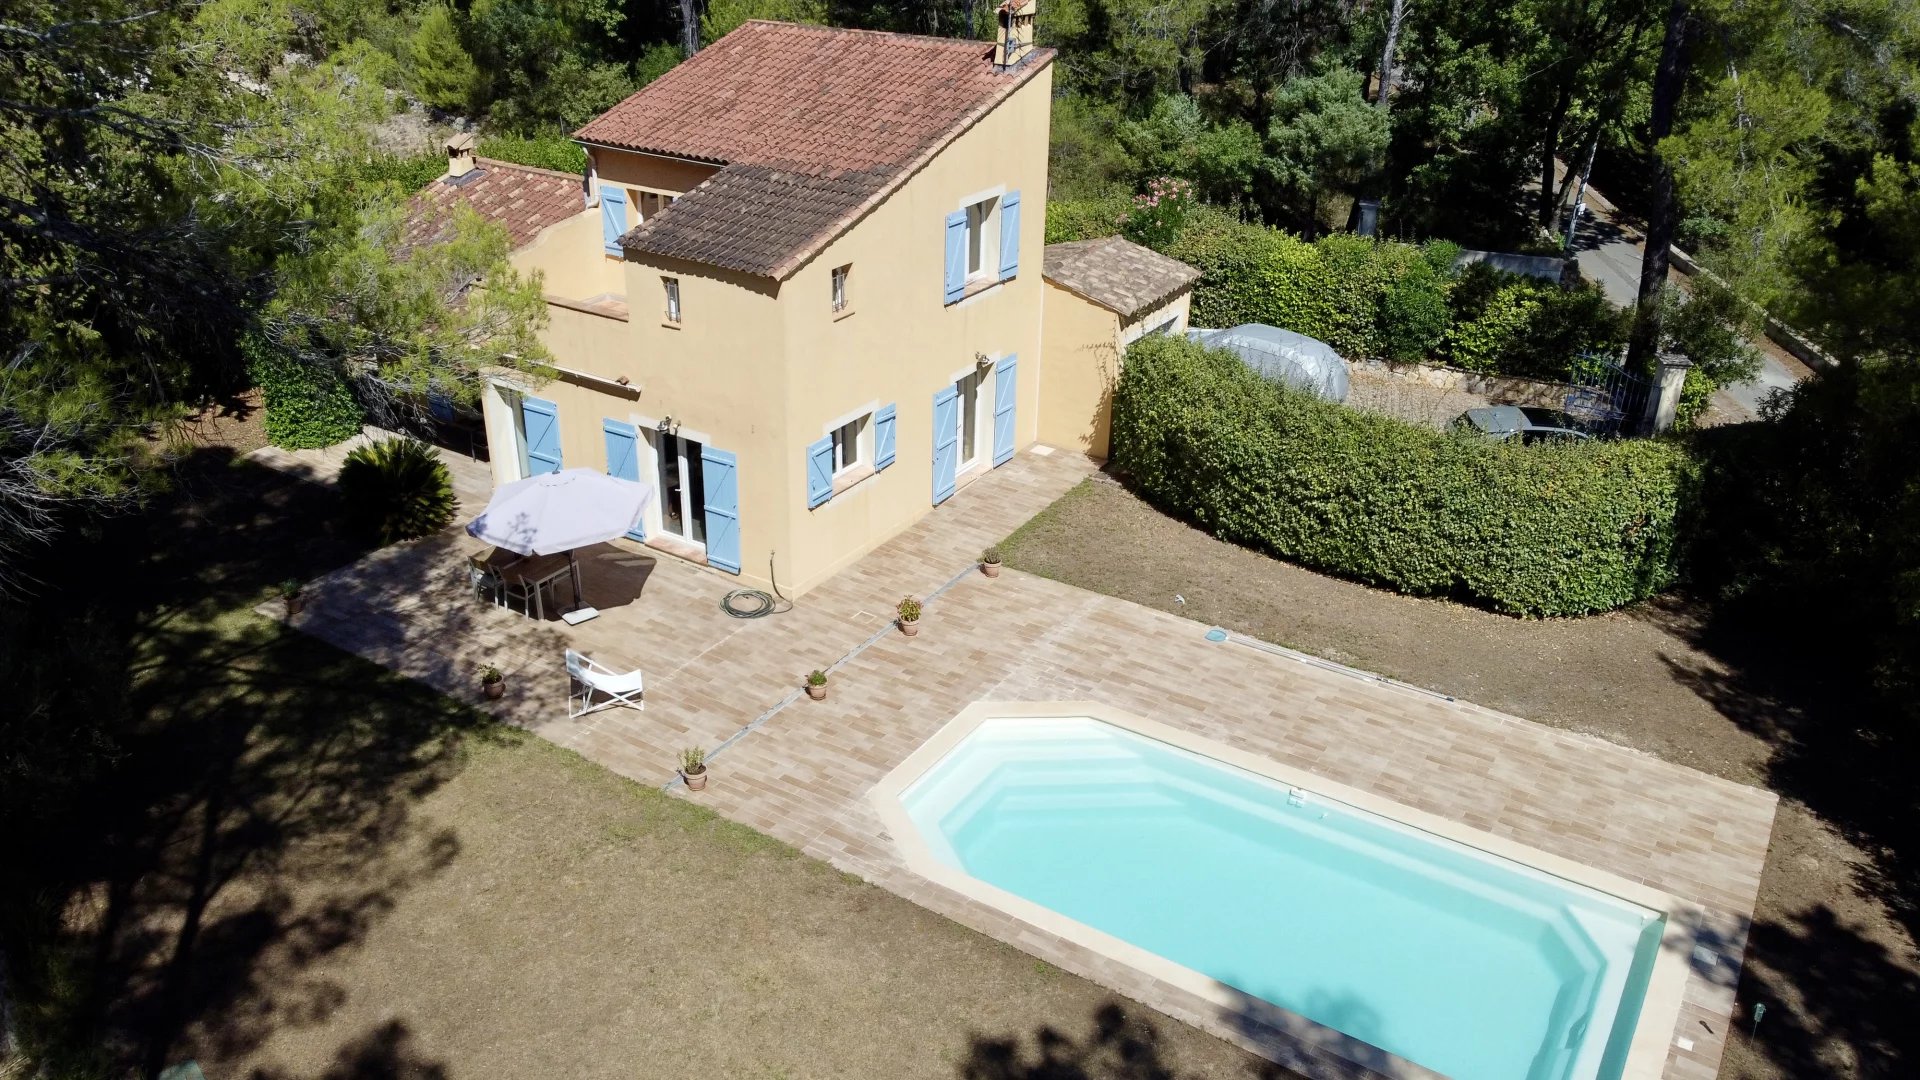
831, 264, 850, 312
662, 277, 681, 323
823, 402, 877, 479
956, 185, 1006, 284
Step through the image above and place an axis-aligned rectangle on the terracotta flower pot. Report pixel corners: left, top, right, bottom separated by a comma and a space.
682, 768, 708, 791
981, 562, 1001, 578
284, 595, 305, 616
483, 680, 506, 700
899, 617, 920, 637
806, 683, 827, 701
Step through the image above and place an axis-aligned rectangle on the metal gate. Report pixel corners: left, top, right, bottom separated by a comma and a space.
1560, 353, 1652, 437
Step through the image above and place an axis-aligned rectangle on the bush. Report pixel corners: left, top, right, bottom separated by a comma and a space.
1045, 196, 1131, 244
1438, 264, 1626, 378
478, 132, 589, 174
1109, 335, 1697, 617
1120, 177, 1196, 248
246, 335, 364, 450
338, 437, 457, 545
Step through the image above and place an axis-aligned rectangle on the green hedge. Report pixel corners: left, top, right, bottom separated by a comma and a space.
1109, 334, 1697, 617
245, 335, 364, 450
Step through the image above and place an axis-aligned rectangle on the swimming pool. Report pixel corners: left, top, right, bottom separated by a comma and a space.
881, 707, 1681, 1080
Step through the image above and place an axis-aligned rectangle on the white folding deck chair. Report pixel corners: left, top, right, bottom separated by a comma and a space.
565, 649, 645, 717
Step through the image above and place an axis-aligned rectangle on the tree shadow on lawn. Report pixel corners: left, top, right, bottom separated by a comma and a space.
1, 445, 499, 1079
1636, 592, 1920, 1076
961, 1001, 1302, 1080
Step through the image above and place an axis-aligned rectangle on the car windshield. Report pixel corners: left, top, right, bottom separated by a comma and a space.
1519, 407, 1581, 430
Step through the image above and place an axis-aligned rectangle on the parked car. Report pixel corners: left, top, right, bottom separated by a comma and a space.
1451, 406, 1592, 445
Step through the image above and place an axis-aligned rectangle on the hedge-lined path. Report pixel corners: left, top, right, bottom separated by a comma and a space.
1002, 474, 1917, 1080
259, 441, 1774, 1080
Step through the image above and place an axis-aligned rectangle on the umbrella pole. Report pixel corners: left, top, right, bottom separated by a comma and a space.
566, 549, 584, 612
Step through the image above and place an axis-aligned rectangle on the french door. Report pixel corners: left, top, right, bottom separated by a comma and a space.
654, 432, 707, 547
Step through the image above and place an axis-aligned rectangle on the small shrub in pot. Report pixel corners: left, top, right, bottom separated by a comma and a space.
896, 595, 923, 637
981, 546, 1003, 578
680, 746, 708, 790
806, 668, 828, 701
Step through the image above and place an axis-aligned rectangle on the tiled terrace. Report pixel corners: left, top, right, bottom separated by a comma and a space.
259, 439, 1777, 1080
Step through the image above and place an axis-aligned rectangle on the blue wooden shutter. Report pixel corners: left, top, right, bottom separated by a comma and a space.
992, 355, 1018, 466
943, 210, 967, 304
998, 190, 1021, 281
521, 396, 562, 474
700, 446, 741, 574
932, 386, 959, 505
601, 419, 648, 540
873, 403, 897, 471
600, 187, 627, 256
805, 435, 834, 508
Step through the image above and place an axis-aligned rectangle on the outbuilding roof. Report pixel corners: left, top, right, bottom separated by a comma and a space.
574, 21, 1053, 279
1042, 236, 1203, 320
401, 158, 585, 254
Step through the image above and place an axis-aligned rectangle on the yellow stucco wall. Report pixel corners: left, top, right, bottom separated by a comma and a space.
1038, 283, 1122, 460
590, 149, 719, 199
773, 63, 1055, 594
512, 210, 625, 301
486, 62, 1057, 596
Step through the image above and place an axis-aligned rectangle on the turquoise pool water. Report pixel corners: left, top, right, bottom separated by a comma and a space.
900, 717, 1664, 1080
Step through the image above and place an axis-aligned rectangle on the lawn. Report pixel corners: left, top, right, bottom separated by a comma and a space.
0, 418, 1280, 1079
1001, 475, 1920, 1080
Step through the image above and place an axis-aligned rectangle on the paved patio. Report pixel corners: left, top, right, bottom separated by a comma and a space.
259, 440, 1777, 1080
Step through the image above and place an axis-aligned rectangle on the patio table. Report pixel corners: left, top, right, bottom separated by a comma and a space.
484, 550, 575, 621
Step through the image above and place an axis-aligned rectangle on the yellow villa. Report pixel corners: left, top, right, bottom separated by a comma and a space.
408, 11, 1197, 596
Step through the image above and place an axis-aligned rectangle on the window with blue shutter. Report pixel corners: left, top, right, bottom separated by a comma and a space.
998, 190, 1021, 281
943, 209, 967, 304
932, 386, 959, 504
873, 403, 897, 471
700, 446, 741, 574
601, 419, 648, 540
805, 435, 834, 508
992, 355, 1018, 466
600, 187, 627, 256
520, 395, 562, 475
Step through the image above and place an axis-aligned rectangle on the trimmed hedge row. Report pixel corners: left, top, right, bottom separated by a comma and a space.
1109, 335, 1697, 617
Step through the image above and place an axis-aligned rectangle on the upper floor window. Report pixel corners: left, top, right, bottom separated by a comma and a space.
964, 197, 999, 281
663, 277, 681, 323
831, 264, 850, 312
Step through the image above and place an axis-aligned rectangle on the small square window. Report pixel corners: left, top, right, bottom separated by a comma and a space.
831, 264, 850, 312
662, 277, 681, 323
832, 414, 867, 474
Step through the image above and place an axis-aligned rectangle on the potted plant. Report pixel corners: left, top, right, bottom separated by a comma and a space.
680, 747, 708, 791
278, 578, 305, 616
897, 595, 923, 637
806, 669, 829, 701
480, 664, 505, 700
981, 546, 1003, 578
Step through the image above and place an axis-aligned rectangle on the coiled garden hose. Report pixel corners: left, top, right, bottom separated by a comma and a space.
721, 552, 793, 618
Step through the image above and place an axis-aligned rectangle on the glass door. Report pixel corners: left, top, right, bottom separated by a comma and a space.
954, 371, 981, 471
655, 432, 707, 546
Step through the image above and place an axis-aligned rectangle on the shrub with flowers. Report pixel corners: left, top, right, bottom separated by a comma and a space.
1119, 177, 1196, 248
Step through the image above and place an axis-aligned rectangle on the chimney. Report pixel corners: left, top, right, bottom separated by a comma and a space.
993, 0, 1036, 70
445, 132, 477, 180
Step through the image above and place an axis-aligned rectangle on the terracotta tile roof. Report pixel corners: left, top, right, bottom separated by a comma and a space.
402, 158, 585, 254
1043, 236, 1203, 320
576, 21, 1053, 279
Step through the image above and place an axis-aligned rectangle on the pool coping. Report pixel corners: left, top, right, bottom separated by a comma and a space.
869, 700, 1699, 1080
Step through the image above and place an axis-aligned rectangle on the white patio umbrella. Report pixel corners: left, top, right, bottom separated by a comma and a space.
466, 468, 654, 610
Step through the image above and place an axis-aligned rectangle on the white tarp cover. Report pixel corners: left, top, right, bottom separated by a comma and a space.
466, 468, 654, 556
1189, 324, 1351, 403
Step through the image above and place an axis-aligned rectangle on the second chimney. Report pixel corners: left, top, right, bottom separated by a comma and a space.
446, 132, 477, 180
